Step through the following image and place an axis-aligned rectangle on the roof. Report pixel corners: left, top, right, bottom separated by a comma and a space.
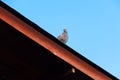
0, 1, 119, 80
1, 20, 93, 80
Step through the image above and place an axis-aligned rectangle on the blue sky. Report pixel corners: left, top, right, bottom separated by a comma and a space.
3, 0, 120, 79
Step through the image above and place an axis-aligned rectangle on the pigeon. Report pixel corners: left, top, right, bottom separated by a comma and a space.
58, 29, 68, 44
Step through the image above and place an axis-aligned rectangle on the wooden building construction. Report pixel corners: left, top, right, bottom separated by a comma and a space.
0, 1, 119, 80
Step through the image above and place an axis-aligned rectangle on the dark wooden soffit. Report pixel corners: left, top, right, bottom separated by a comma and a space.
0, 1, 118, 80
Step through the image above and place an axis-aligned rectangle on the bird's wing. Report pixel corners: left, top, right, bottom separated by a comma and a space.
57, 29, 68, 43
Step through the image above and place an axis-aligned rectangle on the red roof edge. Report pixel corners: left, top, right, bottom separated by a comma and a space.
0, 1, 119, 80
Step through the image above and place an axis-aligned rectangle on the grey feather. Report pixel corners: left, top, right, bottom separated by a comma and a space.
58, 29, 68, 43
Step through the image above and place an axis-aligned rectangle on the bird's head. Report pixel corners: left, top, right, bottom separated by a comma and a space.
63, 28, 67, 33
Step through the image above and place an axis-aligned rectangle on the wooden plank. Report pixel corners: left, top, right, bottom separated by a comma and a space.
0, 7, 112, 80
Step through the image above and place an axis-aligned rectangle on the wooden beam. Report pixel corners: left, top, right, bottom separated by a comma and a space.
0, 6, 112, 80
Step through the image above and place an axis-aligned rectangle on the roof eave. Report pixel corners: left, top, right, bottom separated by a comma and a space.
0, 1, 118, 80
